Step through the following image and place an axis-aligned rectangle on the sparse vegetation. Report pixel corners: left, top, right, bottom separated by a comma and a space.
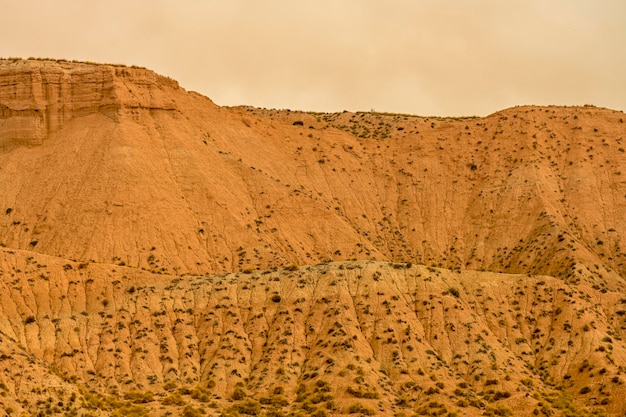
0, 60, 624, 417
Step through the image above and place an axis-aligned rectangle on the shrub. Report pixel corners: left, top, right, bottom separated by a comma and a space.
456, 399, 468, 407
232, 387, 246, 401
270, 395, 289, 406
123, 390, 154, 403
111, 405, 150, 417
163, 381, 178, 391
191, 385, 212, 402
347, 386, 380, 399
230, 399, 261, 415
316, 380, 331, 391
264, 411, 287, 417
347, 403, 375, 415
484, 405, 512, 417
492, 391, 511, 401
182, 405, 204, 417
161, 392, 186, 406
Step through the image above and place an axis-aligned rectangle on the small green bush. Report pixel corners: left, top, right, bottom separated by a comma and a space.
123, 390, 154, 404
230, 399, 261, 415
484, 405, 512, 417
347, 403, 375, 415
347, 386, 379, 399
232, 387, 246, 401
161, 392, 186, 406
182, 405, 205, 417
111, 405, 150, 417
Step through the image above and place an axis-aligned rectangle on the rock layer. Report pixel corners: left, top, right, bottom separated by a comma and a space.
0, 59, 179, 150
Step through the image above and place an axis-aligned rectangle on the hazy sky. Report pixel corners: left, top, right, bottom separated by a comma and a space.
2, 1, 625, 116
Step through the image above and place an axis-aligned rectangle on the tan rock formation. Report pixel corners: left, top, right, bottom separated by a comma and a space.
0, 58, 625, 416
0, 59, 178, 151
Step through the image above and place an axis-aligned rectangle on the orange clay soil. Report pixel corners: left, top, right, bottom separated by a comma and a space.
0, 58, 624, 416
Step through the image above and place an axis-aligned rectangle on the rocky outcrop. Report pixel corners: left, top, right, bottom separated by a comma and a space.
0, 59, 180, 150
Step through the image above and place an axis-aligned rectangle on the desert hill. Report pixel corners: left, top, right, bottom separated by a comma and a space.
1, 59, 624, 281
0, 58, 625, 416
2, 250, 626, 417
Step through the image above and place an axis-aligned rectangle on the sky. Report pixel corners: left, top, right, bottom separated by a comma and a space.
1, 1, 625, 116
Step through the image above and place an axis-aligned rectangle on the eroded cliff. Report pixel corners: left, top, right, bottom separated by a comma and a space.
0, 59, 179, 150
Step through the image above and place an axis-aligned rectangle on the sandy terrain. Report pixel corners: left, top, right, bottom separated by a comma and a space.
0, 58, 624, 416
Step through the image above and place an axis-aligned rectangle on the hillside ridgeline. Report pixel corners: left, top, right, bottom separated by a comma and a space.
0, 58, 625, 416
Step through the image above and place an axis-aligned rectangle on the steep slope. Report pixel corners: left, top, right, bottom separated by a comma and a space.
0, 59, 624, 282
0, 58, 625, 416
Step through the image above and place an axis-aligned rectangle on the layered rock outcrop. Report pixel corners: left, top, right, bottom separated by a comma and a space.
0, 59, 179, 150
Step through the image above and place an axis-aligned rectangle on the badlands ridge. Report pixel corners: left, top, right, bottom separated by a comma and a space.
0, 58, 625, 416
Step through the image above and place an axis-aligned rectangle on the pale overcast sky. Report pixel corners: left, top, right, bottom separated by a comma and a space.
1, 1, 624, 116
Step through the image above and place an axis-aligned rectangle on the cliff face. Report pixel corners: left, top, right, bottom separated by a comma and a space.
0, 59, 179, 150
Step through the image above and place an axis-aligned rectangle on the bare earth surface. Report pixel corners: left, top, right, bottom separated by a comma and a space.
0, 58, 625, 416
